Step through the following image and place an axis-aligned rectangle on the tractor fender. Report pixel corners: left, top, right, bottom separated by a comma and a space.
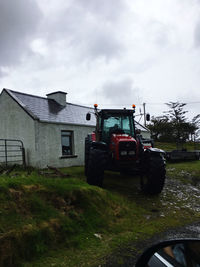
91, 141, 108, 151
145, 147, 166, 155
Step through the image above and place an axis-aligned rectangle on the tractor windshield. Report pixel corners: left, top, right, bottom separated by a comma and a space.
101, 114, 134, 143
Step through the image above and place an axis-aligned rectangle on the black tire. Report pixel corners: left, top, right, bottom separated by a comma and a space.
195, 152, 200, 160
140, 153, 166, 195
87, 148, 106, 187
84, 137, 91, 176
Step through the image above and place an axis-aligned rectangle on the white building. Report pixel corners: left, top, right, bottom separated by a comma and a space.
0, 89, 95, 168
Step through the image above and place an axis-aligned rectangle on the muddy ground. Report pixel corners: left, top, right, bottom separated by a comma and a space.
102, 174, 200, 266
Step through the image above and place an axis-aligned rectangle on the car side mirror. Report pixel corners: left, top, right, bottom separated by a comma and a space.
135, 239, 200, 267
86, 113, 91, 121
146, 113, 150, 121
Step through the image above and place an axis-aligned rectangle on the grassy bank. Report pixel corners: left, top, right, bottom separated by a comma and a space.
0, 162, 200, 266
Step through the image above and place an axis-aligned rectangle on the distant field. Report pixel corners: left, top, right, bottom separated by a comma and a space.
155, 141, 200, 151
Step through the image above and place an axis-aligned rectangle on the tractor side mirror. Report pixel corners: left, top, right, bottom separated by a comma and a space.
146, 113, 150, 121
86, 113, 91, 121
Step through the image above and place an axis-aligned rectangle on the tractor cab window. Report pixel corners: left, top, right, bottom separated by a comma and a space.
101, 115, 134, 143
104, 116, 120, 129
122, 116, 132, 134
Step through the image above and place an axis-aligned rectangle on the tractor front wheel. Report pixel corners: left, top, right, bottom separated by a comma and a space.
140, 153, 166, 195
84, 137, 91, 176
87, 148, 106, 187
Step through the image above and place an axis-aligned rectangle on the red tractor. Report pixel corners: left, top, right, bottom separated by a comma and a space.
85, 105, 166, 194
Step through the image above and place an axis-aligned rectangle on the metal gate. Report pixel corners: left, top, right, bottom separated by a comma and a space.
0, 139, 26, 166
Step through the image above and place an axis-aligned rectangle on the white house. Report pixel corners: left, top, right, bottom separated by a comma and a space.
0, 89, 96, 168
0, 88, 151, 168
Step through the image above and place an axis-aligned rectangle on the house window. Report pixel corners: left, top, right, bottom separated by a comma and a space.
61, 131, 73, 156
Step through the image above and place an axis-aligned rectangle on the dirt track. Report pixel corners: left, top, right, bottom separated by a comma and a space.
102, 175, 200, 266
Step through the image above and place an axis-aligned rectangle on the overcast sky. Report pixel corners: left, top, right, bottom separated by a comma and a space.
0, 0, 200, 121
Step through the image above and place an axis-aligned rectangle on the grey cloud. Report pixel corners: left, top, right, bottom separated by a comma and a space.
0, 0, 41, 75
41, 0, 125, 61
194, 21, 200, 47
148, 20, 171, 47
76, 0, 125, 21
81, 27, 123, 60
42, 5, 83, 41
100, 78, 142, 105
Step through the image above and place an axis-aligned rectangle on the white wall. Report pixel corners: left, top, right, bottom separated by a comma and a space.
0, 91, 36, 166
35, 121, 94, 168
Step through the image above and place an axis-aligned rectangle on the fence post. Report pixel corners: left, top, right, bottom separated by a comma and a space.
22, 147, 26, 167
5, 140, 7, 167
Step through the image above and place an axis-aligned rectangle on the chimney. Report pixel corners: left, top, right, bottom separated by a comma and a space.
46, 91, 67, 106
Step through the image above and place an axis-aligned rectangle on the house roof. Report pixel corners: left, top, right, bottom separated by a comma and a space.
2, 88, 149, 132
3, 89, 96, 126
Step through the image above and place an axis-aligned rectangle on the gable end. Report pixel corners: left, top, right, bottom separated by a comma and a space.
2, 89, 39, 120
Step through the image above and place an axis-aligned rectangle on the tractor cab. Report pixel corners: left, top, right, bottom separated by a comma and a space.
97, 109, 135, 144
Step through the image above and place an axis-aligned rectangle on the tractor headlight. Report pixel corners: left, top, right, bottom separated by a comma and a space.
120, 151, 127, 156
129, 151, 135, 155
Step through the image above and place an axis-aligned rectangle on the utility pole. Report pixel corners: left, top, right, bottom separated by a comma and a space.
143, 103, 146, 127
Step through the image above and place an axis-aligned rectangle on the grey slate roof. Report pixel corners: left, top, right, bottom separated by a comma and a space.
3, 88, 149, 132
4, 89, 96, 126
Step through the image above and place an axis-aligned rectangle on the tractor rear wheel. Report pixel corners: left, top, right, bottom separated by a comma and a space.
140, 153, 166, 195
87, 148, 105, 187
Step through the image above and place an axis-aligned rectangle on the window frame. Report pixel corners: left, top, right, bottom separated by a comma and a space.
61, 130, 75, 157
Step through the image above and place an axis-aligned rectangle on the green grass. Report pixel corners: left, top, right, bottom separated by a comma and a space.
155, 141, 200, 184
167, 161, 200, 185
0, 162, 199, 266
155, 141, 200, 151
